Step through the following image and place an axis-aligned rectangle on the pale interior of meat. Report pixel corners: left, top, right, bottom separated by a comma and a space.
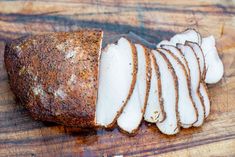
200, 83, 210, 118
201, 36, 224, 84
152, 50, 179, 135
117, 44, 148, 133
144, 53, 164, 123
96, 37, 135, 127
161, 45, 190, 75
177, 44, 205, 127
158, 48, 197, 127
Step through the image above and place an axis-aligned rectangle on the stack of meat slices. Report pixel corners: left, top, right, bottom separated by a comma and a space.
5, 29, 224, 135
96, 29, 224, 135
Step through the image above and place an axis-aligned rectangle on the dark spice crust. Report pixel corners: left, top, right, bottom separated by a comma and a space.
4, 30, 103, 128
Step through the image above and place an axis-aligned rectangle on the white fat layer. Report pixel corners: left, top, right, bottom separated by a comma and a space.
177, 44, 205, 127
201, 36, 224, 84
117, 44, 147, 133
161, 45, 190, 76
158, 48, 197, 126
152, 50, 179, 135
144, 54, 163, 123
200, 83, 210, 118
96, 38, 134, 127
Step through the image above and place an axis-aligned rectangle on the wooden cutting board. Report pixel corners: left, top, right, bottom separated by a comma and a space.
0, 0, 235, 156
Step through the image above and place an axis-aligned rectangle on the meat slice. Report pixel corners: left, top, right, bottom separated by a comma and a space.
177, 44, 205, 127
201, 36, 224, 84
152, 50, 179, 135
4, 30, 103, 127
144, 53, 165, 123
186, 41, 211, 118
96, 37, 137, 128
158, 48, 197, 127
117, 44, 151, 134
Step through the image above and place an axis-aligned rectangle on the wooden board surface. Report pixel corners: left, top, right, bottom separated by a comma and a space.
0, 0, 235, 156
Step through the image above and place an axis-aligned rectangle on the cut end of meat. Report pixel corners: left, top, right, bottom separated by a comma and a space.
96, 37, 137, 128
117, 44, 151, 134
201, 36, 224, 84
152, 50, 179, 135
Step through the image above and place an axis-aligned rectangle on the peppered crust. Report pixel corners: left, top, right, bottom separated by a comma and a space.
4, 30, 103, 128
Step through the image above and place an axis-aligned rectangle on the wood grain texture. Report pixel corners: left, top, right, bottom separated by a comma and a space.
0, 0, 235, 156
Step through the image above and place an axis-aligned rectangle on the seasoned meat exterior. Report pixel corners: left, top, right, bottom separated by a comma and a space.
4, 30, 103, 128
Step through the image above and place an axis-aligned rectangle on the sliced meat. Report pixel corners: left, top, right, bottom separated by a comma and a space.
4, 30, 103, 127
96, 37, 137, 128
158, 48, 197, 127
160, 45, 190, 75
117, 44, 151, 134
152, 50, 179, 135
177, 44, 205, 127
201, 36, 224, 84
186, 41, 211, 118
144, 53, 165, 123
